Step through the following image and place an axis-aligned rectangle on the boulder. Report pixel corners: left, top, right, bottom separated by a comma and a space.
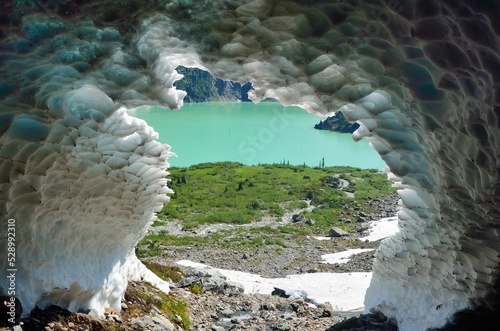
292, 214, 306, 223
357, 226, 369, 233
328, 227, 349, 237
130, 315, 175, 331
179, 269, 244, 296
292, 214, 315, 225
305, 218, 315, 225
271, 287, 289, 298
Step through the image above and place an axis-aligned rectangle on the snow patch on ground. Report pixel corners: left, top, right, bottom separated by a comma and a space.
176, 260, 372, 311
358, 216, 399, 242
309, 236, 332, 241
175, 217, 398, 312
321, 249, 374, 264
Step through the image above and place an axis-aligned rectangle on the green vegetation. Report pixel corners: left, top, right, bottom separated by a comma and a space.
143, 262, 185, 283
161, 162, 392, 229
189, 284, 203, 295
137, 162, 395, 257
125, 282, 190, 329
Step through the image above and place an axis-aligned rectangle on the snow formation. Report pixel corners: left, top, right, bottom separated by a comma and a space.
1, 1, 499, 329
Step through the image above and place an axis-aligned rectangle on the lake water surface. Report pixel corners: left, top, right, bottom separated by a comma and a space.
129, 102, 385, 169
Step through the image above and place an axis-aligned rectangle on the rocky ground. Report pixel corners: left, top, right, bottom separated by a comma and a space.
1, 195, 400, 331
169, 266, 397, 331
152, 194, 399, 278
4, 278, 395, 331
172, 281, 348, 331
148, 194, 400, 330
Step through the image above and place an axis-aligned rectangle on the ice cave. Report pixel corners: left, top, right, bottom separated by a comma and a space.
0, 0, 499, 330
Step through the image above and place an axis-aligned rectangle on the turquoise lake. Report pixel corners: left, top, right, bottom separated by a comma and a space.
129, 102, 385, 169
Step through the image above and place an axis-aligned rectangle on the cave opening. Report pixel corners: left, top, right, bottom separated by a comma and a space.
1, 1, 499, 330
128, 63, 397, 326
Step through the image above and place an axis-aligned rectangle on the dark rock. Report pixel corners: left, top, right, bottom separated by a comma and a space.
326, 312, 398, 330
327, 316, 358, 330
262, 303, 276, 311
20, 306, 93, 330
329, 227, 349, 237
179, 276, 197, 287
292, 214, 306, 223
292, 214, 315, 225
271, 288, 289, 299
290, 302, 303, 313
357, 226, 369, 233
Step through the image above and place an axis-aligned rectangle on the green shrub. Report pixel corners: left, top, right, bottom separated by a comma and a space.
288, 201, 308, 209
189, 284, 203, 294
268, 205, 284, 217
264, 237, 287, 248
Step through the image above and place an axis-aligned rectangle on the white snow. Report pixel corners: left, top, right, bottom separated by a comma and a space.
176, 260, 372, 312
166, 214, 399, 317
321, 249, 374, 264
175, 217, 397, 311
358, 216, 399, 242
310, 236, 332, 241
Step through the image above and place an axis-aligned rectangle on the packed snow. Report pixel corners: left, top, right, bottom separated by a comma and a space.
321, 249, 375, 265
311, 216, 399, 244
358, 216, 399, 242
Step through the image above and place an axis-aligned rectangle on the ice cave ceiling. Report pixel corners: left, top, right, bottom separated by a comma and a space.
0, 0, 499, 330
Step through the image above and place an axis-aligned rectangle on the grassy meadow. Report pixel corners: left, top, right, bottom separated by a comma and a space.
137, 162, 395, 258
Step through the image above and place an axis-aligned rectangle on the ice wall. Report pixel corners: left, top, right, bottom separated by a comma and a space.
1, 0, 499, 329
0, 7, 174, 316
